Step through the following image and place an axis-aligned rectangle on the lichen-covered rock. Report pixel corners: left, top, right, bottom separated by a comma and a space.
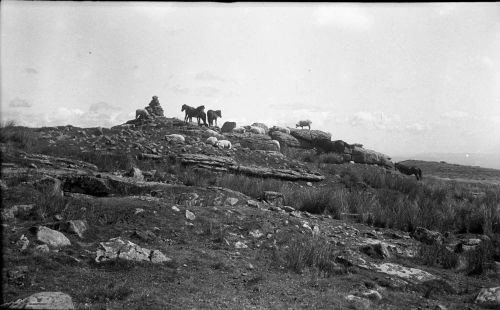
36, 226, 71, 248
95, 237, 170, 263
475, 287, 500, 308
251, 122, 269, 134
225, 133, 279, 151
1, 204, 34, 221
352, 147, 393, 167
289, 128, 332, 146
1, 292, 75, 309
63, 220, 88, 239
126, 167, 144, 181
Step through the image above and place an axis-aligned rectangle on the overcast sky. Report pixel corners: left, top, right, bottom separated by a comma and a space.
1, 2, 499, 157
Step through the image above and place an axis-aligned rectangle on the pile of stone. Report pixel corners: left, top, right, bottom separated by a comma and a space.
145, 96, 164, 117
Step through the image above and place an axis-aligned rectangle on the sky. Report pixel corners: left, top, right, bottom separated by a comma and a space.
1, 2, 500, 159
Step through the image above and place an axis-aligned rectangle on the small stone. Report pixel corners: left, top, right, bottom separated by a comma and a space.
185, 210, 196, 221
312, 225, 320, 236
225, 197, 239, 206
247, 263, 255, 270
54, 214, 63, 221
134, 208, 145, 215
29, 163, 38, 169
171, 206, 180, 212
282, 206, 295, 212
235, 241, 248, 249
290, 211, 302, 218
306, 182, 313, 187
247, 200, 260, 208
362, 289, 383, 301
65, 220, 88, 239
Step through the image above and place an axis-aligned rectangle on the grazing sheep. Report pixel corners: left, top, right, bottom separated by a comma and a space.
269, 126, 290, 135
135, 109, 150, 120
215, 140, 232, 149
232, 127, 246, 134
206, 136, 218, 146
296, 120, 312, 130
249, 126, 265, 134
271, 139, 280, 151
165, 134, 185, 143
207, 110, 222, 127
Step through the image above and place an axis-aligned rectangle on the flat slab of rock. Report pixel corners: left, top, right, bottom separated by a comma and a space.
96, 237, 170, 263
2, 291, 75, 309
373, 263, 438, 284
178, 154, 325, 182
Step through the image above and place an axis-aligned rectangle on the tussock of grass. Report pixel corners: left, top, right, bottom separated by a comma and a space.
277, 234, 339, 276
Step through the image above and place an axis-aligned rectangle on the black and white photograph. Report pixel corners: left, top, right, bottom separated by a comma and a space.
1, 2, 499, 309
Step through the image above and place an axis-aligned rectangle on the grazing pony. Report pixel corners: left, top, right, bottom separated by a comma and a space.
207, 110, 222, 127
395, 162, 423, 180
181, 104, 206, 126
296, 120, 312, 130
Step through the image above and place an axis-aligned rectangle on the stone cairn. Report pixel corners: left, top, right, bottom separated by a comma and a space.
145, 96, 164, 117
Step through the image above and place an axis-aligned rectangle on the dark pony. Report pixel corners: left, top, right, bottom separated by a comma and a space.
395, 162, 423, 180
181, 104, 207, 126
207, 110, 222, 126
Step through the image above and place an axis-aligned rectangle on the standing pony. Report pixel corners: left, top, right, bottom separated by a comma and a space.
207, 110, 222, 127
395, 162, 423, 180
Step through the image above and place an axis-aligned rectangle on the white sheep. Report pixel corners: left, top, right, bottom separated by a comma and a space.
271, 139, 280, 151
296, 120, 312, 130
215, 140, 232, 149
165, 134, 185, 143
269, 126, 290, 135
232, 127, 246, 134
249, 126, 265, 134
206, 136, 218, 146
136, 109, 150, 120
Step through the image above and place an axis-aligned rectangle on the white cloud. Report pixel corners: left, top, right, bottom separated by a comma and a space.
314, 5, 372, 30
195, 71, 226, 82
405, 123, 431, 134
349, 111, 401, 131
9, 97, 32, 108
440, 111, 469, 120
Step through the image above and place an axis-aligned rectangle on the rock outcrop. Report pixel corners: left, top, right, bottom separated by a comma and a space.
95, 237, 171, 263
145, 96, 164, 117
224, 133, 280, 151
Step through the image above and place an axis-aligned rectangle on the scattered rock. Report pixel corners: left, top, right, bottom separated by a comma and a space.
411, 227, 444, 245
235, 241, 248, 249
1, 292, 75, 309
373, 263, 438, 284
247, 200, 261, 209
474, 287, 500, 308
1, 204, 34, 221
36, 226, 71, 248
249, 230, 264, 238
95, 237, 170, 263
185, 210, 196, 221
171, 206, 180, 212
131, 230, 157, 242
134, 208, 145, 215
16, 234, 30, 251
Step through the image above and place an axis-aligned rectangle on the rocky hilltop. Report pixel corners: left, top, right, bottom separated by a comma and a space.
1, 108, 499, 309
